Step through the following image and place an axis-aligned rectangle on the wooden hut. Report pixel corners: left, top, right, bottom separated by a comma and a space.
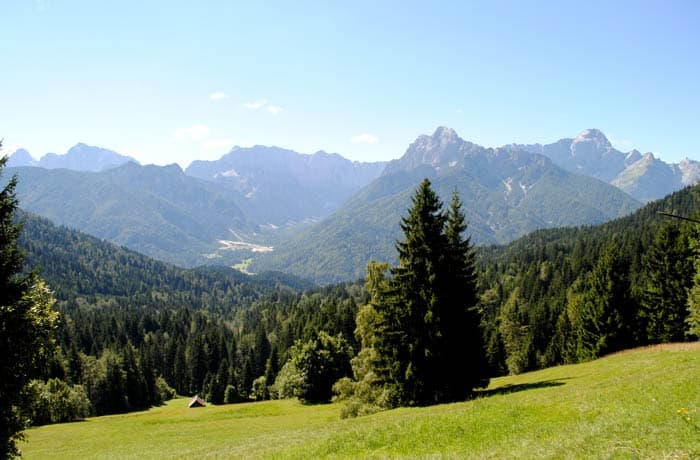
188, 395, 206, 408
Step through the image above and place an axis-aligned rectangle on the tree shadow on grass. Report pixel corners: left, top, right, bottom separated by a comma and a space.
476, 378, 571, 398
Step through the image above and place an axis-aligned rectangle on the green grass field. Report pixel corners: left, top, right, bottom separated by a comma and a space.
22, 343, 700, 459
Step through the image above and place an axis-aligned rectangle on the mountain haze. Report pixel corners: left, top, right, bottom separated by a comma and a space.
6, 145, 387, 269
6, 148, 38, 167
186, 145, 386, 225
8, 163, 252, 266
7, 127, 695, 282
8, 143, 138, 172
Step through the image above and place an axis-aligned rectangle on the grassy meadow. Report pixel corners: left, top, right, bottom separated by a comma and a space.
22, 343, 700, 459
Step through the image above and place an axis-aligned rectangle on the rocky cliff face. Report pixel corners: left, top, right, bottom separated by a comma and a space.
508, 129, 698, 202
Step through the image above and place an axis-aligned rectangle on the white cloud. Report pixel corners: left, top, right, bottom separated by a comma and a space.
267, 105, 283, 116
350, 133, 379, 144
243, 99, 268, 110
202, 138, 235, 150
174, 124, 210, 141
243, 99, 284, 115
209, 92, 230, 101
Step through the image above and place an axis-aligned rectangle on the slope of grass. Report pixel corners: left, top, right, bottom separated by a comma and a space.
23, 344, 700, 459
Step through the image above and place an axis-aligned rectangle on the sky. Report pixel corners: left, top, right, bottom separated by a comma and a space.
1, 0, 699, 167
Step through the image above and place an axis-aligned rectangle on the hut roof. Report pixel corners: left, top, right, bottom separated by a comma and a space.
188, 395, 206, 408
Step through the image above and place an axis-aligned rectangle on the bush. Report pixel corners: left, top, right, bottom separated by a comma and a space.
271, 360, 304, 399
26, 379, 90, 425
224, 384, 239, 404
155, 377, 176, 403
274, 332, 353, 404
251, 376, 268, 401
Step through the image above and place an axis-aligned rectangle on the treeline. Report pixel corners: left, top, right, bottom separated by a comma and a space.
478, 184, 700, 375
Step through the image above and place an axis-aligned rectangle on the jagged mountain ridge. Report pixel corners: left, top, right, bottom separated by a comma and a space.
186, 145, 386, 226
508, 129, 700, 202
7, 143, 138, 172
5, 146, 387, 269
251, 127, 642, 283
6, 127, 695, 283
6, 148, 38, 167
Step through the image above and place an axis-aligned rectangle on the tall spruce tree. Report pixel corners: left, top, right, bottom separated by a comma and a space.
391, 179, 449, 405
0, 151, 58, 457
343, 179, 487, 409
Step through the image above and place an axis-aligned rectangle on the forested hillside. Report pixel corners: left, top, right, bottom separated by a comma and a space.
477, 183, 700, 375
10, 164, 253, 267
16, 211, 361, 422
19, 211, 313, 307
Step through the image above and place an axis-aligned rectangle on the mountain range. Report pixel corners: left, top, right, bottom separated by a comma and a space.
5, 145, 387, 268
251, 127, 642, 282
7, 143, 138, 172
4, 127, 698, 282
8, 163, 251, 266
508, 129, 700, 202
186, 146, 386, 226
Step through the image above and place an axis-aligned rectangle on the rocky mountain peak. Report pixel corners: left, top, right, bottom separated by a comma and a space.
7, 148, 38, 167
572, 129, 613, 151
38, 143, 138, 172
625, 149, 642, 166
385, 127, 470, 175
432, 126, 459, 145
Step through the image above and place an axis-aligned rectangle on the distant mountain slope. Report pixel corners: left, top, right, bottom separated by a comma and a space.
7, 143, 139, 172
38, 143, 139, 171
186, 146, 386, 225
252, 127, 642, 283
610, 152, 684, 202
17, 210, 314, 311
6, 148, 38, 167
480, 182, 700, 270
8, 163, 253, 267
509, 129, 700, 202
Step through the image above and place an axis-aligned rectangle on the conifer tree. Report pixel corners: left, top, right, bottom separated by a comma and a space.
441, 190, 489, 398
574, 243, 634, 360
341, 179, 487, 410
0, 151, 58, 457
686, 225, 700, 338
391, 179, 448, 404
640, 222, 693, 343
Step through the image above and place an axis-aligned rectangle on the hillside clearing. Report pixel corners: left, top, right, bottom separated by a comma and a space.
22, 344, 700, 459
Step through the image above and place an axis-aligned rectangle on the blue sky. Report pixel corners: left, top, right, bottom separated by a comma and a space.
1, 0, 699, 166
